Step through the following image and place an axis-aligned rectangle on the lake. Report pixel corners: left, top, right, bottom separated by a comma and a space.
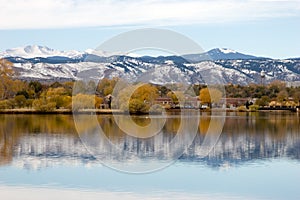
0, 112, 300, 199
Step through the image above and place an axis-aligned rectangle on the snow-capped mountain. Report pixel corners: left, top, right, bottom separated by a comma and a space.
207, 48, 260, 60
183, 48, 260, 62
1, 46, 300, 85
0, 45, 82, 58
0, 46, 260, 60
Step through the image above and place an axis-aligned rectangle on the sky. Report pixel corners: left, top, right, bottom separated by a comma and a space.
0, 0, 299, 58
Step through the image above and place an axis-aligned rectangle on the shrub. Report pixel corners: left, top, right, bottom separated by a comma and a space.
26, 99, 34, 108
14, 95, 27, 108
32, 99, 56, 112
249, 104, 259, 111
72, 94, 95, 111
128, 99, 150, 113
0, 100, 9, 109
237, 105, 247, 112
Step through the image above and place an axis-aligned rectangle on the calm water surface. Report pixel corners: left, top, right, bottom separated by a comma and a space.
0, 112, 299, 199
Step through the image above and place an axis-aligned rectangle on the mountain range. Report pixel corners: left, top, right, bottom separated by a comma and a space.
1, 45, 300, 85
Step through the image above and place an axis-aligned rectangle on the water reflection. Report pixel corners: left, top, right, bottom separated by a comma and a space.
187, 112, 300, 167
0, 112, 299, 170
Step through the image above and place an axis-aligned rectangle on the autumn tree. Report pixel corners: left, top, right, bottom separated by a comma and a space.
292, 91, 300, 105
116, 84, 159, 113
276, 90, 288, 104
0, 59, 17, 99
32, 97, 56, 112
28, 81, 43, 98
32, 87, 72, 111
46, 87, 71, 109
87, 81, 96, 93
14, 95, 27, 108
199, 87, 222, 108
167, 91, 178, 104
50, 81, 63, 88
97, 78, 119, 96
255, 96, 270, 107
131, 84, 158, 102
72, 94, 103, 111
167, 91, 185, 106
95, 96, 104, 109
73, 81, 87, 95
16, 90, 29, 99
62, 81, 74, 96
157, 85, 170, 97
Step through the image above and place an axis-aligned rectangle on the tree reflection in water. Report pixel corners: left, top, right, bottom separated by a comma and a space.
0, 112, 300, 169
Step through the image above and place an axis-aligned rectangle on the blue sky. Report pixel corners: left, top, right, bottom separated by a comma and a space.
0, 0, 299, 58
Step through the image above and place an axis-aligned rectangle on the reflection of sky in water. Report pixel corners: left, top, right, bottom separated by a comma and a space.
0, 113, 300, 199
0, 159, 300, 199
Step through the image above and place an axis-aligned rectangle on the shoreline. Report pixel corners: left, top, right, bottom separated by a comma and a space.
0, 109, 123, 115
0, 108, 298, 115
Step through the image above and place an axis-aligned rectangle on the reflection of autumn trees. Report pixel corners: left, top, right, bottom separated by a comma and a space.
198, 114, 225, 138
97, 115, 178, 140
97, 116, 126, 141
197, 112, 300, 143
0, 115, 77, 166
92, 115, 182, 140
223, 112, 300, 140
1, 113, 300, 167
163, 117, 181, 134
199, 114, 211, 134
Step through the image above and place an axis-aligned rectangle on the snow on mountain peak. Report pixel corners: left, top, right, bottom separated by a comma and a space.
1, 45, 82, 58
218, 48, 237, 54
85, 49, 126, 57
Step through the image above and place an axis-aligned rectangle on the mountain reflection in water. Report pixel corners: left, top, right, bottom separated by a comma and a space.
0, 112, 299, 170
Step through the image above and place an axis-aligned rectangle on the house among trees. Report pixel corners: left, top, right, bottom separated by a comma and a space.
154, 97, 172, 105
183, 96, 199, 108
220, 98, 252, 108
99, 94, 112, 109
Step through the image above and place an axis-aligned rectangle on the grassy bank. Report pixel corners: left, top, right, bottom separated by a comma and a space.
0, 108, 123, 115
0, 108, 298, 115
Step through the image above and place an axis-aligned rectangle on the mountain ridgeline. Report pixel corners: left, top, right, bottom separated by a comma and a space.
1, 45, 300, 85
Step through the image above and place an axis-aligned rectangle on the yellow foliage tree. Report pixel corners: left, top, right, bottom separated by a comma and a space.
131, 84, 158, 102
32, 87, 72, 111
72, 94, 103, 111
199, 87, 222, 108
46, 87, 70, 108
116, 84, 158, 113
167, 91, 185, 106
97, 78, 119, 96
0, 59, 18, 99
95, 96, 104, 109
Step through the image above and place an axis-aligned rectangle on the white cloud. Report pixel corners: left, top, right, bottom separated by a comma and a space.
0, 0, 299, 29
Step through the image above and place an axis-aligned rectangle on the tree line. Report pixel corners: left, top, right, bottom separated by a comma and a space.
1, 58, 300, 113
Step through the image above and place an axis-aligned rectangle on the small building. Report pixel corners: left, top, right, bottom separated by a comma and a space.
100, 94, 112, 109
154, 97, 172, 105
219, 98, 252, 108
184, 96, 200, 108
